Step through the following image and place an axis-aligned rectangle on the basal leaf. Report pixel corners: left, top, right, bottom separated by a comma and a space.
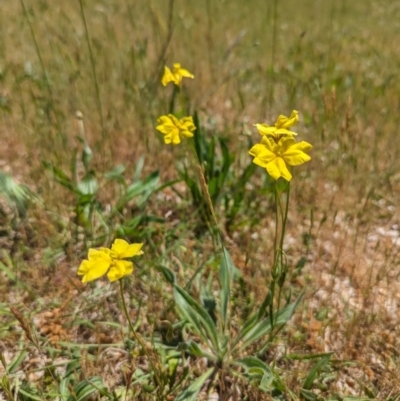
174, 285, 219, 351
174, 367, 214, 401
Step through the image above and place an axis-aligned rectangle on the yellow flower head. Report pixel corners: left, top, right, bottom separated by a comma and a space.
161, 63, 194, 86
156, 114, 196, 145
78, 239, 144, 283
249, 136, 312, 181
254, 110, 299, 141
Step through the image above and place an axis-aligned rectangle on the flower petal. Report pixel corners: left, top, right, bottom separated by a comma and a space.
107, 260, 134, 282
252, 148, 277, 168
161, 66, 174, 86
274, 128, 298, 136
283, 110, 299, 128
156, 114, 195, 145
249, 143, 265, 157
88, 248, 112, 260
282, 141, 312, 166
173, 63, 194, 79
275, 110, 299, 129
266, 158, 292, 181
78, 257, 111, 283
254, 124, 277, 136
111, 239, 144, 259
178, 68, 194, 79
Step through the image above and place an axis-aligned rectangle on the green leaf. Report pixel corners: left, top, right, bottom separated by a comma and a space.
157, 265, 175, 284
82, 142, 93, 171
178, 340, 218, 362
67, 376, 108, 401
42, 162, 74, 192
76, 173, 98, 196
302, 354, 331, 390
174, 367, 214, 401
300, 388, 318, 400
18, 387, 43, 401
7, 349, 28, 374
59, 376, 72, 399
133, 156, 145, 181
174, 285, 219, 351
285, 352, 333, 361
0, 170, 32, 217
219, 247, 233, 330
116, 171, 159, 209
235, 357, 274, 392
104, 164, 126, 182
256, 289, 273, 321
230, 290, 275, 351
237, 292, 303, 352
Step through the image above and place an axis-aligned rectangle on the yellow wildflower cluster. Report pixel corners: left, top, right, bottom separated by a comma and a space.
249, 110, 312, 181
156, 114, 196, 145
78, 239, 143, 283
161, 63, 194, 87
157, 63, 196, 145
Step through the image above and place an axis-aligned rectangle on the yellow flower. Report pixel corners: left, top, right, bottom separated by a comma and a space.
161, 63, 194, 86
249, 136, 312, 181
156, 114, 196, 145
78, 239, 144, 283
254, 110, 299, 140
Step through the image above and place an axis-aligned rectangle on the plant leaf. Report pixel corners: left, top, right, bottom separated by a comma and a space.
219, 246, 234, 330
235, 357, 274, 392
302, 354, 331, 390
237, 292, 303, 352
174, 367, 214, 401
67, 376, 108, 401
0, 170, 32, 217
174, 285, 219, 351
178, 340, 218, 362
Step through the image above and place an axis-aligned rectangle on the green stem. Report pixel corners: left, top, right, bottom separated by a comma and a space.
178, 85, 186, 115
187, 141, 218, 235
269, 182, 280, 331
273, 182, 279, 270
19, 0, 65, 149
280, 182, 290, 257
268, 0, 279, 108
78, 0, 106, 145
187, 140, 232, 340
274, 181, 291, 329
270, 181, 291, 333
118, 280, 160, 386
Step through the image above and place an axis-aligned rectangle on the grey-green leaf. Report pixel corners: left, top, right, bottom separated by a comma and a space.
174, 367, 214, 401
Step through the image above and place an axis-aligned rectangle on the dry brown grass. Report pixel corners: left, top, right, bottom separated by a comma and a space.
1, 0, 400, 399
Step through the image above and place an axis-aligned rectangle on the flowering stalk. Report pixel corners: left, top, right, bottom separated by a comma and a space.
118, 280, 161, 386
270, 181, 291, 332
249, 110, 312, 336
77, 240, 161, 384
162, 63, 194, 115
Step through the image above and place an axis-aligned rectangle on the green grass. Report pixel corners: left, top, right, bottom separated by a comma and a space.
1, 0, 400, 399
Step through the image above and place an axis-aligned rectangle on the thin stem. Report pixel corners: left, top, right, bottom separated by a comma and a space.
149, 0, 175, 108
269, 181, 281, 331
19, 0, 65, 147
270, 181, 291, 333
188, 141, 219, 233
273, 182, 279, 269
268, 0, 279, 108
275, 182, 291, 324
280, 182, 291, 253
178, 85, 186, 115
78, 0, 106, 145
187, 141, 232, 339
118, 280, 160, 386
